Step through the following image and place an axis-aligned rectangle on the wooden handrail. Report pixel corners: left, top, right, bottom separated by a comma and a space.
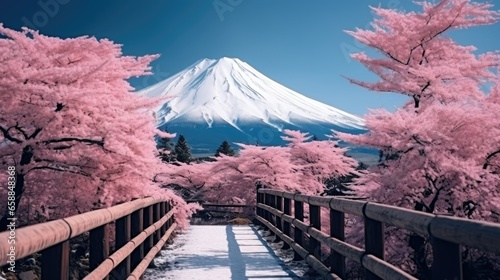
0, 196, 176, 280
201, 203, 254, 208
83, 208, 175, 279
256, 189, 500, 280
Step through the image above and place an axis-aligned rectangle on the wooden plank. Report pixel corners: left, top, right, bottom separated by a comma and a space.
329, 198, 366, 216
361, 254, 417, 280
307, 196, 332, 208
201, 203, 253, 208
0, 196, 161, 266
89, 224, 109, 280
309, 204, 321, 259
294, 200, 304, 261
365, 217, 384, 280
130, 208, 144, 270
330, 209, 346, 278
431, 237, 462, 280
84, 211, 174, 280
259, 189, 284, 196
41, 240, 70, 280
364, 203, 432, 236
127, 223, 177, 279
429, 215, 500, 254
195, 209, 244, 214
256, 216, 339, 279
114, 215, 131, 279
293, 194, 310, 203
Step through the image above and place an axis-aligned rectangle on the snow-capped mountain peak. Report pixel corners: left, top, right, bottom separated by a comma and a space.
137, 57, 365, 130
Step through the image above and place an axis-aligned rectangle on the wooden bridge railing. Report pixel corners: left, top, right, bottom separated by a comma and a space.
0, 196, 176, 280
256, 189, 500, 280
191, 202, 254, 220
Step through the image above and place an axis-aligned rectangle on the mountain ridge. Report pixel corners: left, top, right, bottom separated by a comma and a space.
137, 57, 365, 131
137, 57, 375, 163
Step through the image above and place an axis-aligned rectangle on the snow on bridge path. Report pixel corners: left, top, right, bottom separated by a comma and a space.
144, 225, 300, 280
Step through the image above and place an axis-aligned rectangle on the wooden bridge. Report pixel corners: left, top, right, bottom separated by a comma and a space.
0, 190, 500, 280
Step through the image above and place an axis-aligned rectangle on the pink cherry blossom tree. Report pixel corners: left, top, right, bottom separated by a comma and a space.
161, 130, 357, 206
284, 130, 359, 194
0, 26, 195, 230
338, 0, 500, 276
345, 0, 499, 109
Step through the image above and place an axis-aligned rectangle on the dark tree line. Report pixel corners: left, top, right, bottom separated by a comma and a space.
157, 134, 235, 164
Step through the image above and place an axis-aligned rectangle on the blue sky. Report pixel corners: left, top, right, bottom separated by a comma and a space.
0, 0, 498, 116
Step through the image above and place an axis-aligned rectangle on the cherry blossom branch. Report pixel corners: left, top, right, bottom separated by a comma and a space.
28, 165, 91, 177
0, 125, 22, 143
483, 149, 500, 169
42, 137, 104, 147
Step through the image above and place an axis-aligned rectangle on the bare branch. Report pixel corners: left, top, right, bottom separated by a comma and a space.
27, 165, 91, 177
0, 125, 22, 143
43, 137, 104, 146
483, 149, 500, 170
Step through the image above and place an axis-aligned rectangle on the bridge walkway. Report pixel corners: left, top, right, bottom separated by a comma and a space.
144, 225, 300, 280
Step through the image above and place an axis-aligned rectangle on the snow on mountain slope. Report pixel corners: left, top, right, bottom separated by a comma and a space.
137, 57, 365, 130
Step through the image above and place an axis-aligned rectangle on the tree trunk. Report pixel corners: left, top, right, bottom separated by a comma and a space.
409, 202, 431, 279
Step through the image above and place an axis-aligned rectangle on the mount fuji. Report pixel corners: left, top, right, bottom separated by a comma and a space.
137, 57, 372, 159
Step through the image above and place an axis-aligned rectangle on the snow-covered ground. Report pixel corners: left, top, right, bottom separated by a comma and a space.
144, 225, 322, 280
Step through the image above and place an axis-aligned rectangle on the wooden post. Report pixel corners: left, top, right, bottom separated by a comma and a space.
364, 217, 384, 280
143, 205, 154, 255
309, 204, 321, 259
294, 199, 304, 261
268, 194, 276, 239
165, 203, 170, 230
272, 195, 275, 221
41, 240, 70, 280
330, 209, 346, 278
432, 237, 462, 280
114, 215, 131, 279
259, 193, 265, 221
282, 197, 291, 249
256, 187, 261, 222
131, 208, 144, 270
154, 203, 162, 244
261, 193, 265, 218
90, 224, 110, 280
167, 202, 173, 229
170, 202, 175, 226
256, 183, 263, 224
275, 195, 283, 243
165, 202, 174, 242
160, 202, 167, 236
264, 194, 271, 223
